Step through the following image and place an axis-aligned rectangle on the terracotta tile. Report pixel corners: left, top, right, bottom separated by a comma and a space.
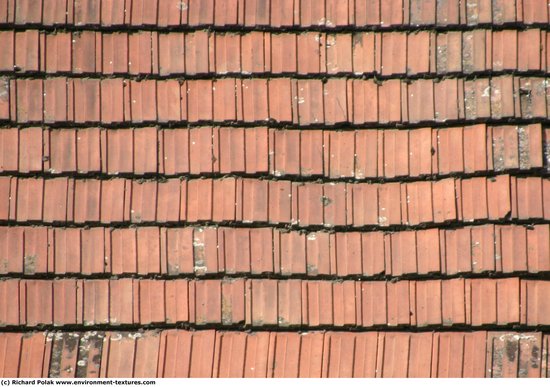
334, 232, 361, 276
524, 280, 550, 325
213, 0, 241, 25
15, 79, 43, 123
241, 79, 268, 122
519, 77, 548, 119
222, 228, 250, 274
434, 78, 462, 122
72, 78, 100, 123
300, 0, 325, 26
354, 129, 379, 178
378, 182, 401, 226
413, 280, 441, 327
462, 30, 488, 73
270, 33, 297, 74
497, 225, 528, 273
378, 80, 401, 123
410, 0, 436, 24
76, 128, 101, 173
164, 279, 190, 323
111, 229, 137, 274
15, 30, 39, 72
109, 278, 135, 325
325, 79, 349, 124
487, 175, 511, 219
351, 79, 378, 124
132, 127, 158, 174
468, 224, 495, 273
380, 332, 410, 377
211, 178, 235, 222
361, 282, 387, 327
432, 178, 457, 223
381, 32, 406, 75
326, 34, 352, 74
71, 31, 98, 74
157, 330, 192, 377
130, 180, 157, 223
487, 332, 543, 377
156, 179, 182, 223
271, 129, 299, 176
0, 177, 14, 220
185, 179, 211, 222
267, 78, 293, 123
0, 128, 18, 172
99, 179, 129, 223
463, 124, 488, 173
165, 228, 194, 275
0, 31, 13, 71
247, 228, 273, 275
81, 228, 107, 275
127, 32, 153, 75
295, 183, 324, 226
362, 232, 385, 276
444, 228, 472, 274
496, 278, 520, 325
491, 76, 516, 119
350, 183, 378, 226
0, 227, 24, 274
304, 231, 332, 276
305, 280, 333, 327
492, 30, 518, 71
296, 79, 323, 125
322, 183, 348, 227
249, 279, 278, 326
416, 227, 441, 272
82, 280, 109, 325
407, 31, 432, 74
101, 33, 128, 74
277, 280, 302, 327
522, 0, 549, 23
469, 279, 497, 326
459, 177, 488, 221
383, 130, 409, 178
0, 78, 8, 121
516, 177, 544, 219
25, 280, 53, 326
16, 178, 44, 222
390, 231, 417, 275
527, 225, 550, 272
106, 130, 133, 174
0, 280, 21, 325
192, 227, 219, 275
408, 80, 435, 122
19, 127, 43, 173
238, 178, 267, 223
273, 231, 307, 275
380, 0, 404, 26
18, 332, 47, 377
440, 278, 466, 325
297, 32, 324, 74
241, 32, 266, 73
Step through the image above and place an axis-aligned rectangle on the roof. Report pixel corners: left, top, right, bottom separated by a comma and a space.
0, 0, 550, 378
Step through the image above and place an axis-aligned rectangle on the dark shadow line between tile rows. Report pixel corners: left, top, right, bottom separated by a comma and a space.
0, 218, 548, 234
3, 269, 550, 282
3, 117, 550, 131
1, 168, 548, 185
1, 22, 550, 34
0, 323, 547, 334
1, 69, 550, 81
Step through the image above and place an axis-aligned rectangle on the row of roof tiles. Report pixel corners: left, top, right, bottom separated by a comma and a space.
1, 0, 549, 27
1, 224, 548, 277
1, 29, 549, 76
0, 175, 547, 226
2, 76, 549, 125
1, 125, 544, 178
0, 277, 549, 328
0, 329, 544, 378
